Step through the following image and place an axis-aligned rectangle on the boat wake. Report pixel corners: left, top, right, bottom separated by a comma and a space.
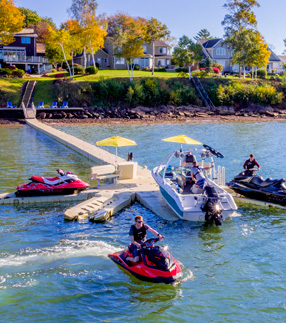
0, 239, 119, 268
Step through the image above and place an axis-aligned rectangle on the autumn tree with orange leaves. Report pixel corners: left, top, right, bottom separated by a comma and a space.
107, 14, 147, 81
0, 0, 24, 45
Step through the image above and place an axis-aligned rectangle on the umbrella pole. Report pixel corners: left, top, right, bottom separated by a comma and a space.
180, 144, 183, 166
115, 146, 118, 169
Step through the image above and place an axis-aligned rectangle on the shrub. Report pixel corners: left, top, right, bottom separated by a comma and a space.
177, 71, 188, 78
85, 66, 98, 75
52, 69, 57, 73
256, 69, 267, 78
133, 64, 140, 71
73, 65, 85, 75
154, 67, 166, 72
175, 67, 188, 73
205, 67, 214, 74
142, 67, 149, 71
196, 69, 208, 78
211, 67, 220, 74
213, 62, 223, 72
12, 69, 25, 78
205, 56, 213, 68
216, 82, 283, 106
0, 68, 12, 76
55, 73, 65, 78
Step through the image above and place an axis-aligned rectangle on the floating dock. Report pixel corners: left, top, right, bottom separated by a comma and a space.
4, 119, 177, 222
2, 118, 283, 222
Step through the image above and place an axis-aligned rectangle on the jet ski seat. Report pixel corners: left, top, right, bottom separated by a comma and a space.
250, 176, 285, 188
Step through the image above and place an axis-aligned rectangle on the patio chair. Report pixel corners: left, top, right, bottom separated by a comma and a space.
7, 101, 16, 108
61, 102, 68, 108
49, 102, 58, 108
36, 101, 44, 108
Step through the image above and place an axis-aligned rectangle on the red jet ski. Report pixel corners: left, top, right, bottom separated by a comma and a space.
16, 169, 89, 197
108, 238, 182, 283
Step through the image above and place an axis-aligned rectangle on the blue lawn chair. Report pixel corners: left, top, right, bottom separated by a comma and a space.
49, 102, 58, 108
7, 101, 16, 108
36, 101, 44, 108
61, 102, 68, 108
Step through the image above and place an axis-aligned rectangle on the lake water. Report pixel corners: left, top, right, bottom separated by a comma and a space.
1, 122, 286, 322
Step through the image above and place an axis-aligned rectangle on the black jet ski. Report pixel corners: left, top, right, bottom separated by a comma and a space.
227, 170, 286, 206
108, 238, 182, 283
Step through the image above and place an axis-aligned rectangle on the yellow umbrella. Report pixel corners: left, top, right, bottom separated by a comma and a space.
96, 136, 137, 166
162, 135, 202, 166
162, 134, 202, 150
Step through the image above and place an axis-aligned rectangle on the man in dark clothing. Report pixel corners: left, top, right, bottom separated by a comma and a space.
127, 215, 164, 263
243, 154, 260, 176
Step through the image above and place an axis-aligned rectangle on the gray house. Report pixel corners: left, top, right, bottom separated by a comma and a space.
74, 38, 172, 70
198, 38, 282, 73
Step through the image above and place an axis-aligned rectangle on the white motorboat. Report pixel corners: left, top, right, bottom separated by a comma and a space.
152, 145, 237, 224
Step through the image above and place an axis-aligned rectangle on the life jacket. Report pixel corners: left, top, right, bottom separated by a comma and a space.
185, 154, 195, 163
131, 224, 147, 242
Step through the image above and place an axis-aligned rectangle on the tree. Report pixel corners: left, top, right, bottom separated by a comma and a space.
248, 30, 270, 79
69, 0, 98, 21
108, 14, 146, 81
45, 27, 73, 78
172, 35, 203, 79
19, 7, 41, 27
144, 18, 170, 75
0, 0, 24, 45
194, 29, 214, 41
222, 0, 261, 77
69, 0, 106, 69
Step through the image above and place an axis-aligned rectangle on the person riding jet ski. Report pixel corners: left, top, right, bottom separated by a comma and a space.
127, 215, 164, 264
243, 154, 260, 176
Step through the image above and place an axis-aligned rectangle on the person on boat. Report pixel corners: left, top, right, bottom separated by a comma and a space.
182, 151, 195, 168
243, 154, 260, 176
190, 156, 214, 194
126, 215, 164, 264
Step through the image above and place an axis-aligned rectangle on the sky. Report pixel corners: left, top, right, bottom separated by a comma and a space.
14, 0, 286, 55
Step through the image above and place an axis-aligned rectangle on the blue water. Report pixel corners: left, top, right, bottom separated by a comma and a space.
1, 122, 286, 322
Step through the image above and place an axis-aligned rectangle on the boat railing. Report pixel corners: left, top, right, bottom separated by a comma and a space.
215, 166, 225, 186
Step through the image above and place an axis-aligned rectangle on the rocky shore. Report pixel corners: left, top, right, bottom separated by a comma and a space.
1, 104, 286, 125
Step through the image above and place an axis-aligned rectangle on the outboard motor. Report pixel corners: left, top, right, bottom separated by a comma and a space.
202, 185, 223, 226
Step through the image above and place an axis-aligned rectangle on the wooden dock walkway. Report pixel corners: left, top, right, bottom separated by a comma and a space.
20, 119, 178, 222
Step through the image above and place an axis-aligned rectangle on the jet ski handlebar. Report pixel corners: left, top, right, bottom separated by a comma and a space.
141, 238, 160, 248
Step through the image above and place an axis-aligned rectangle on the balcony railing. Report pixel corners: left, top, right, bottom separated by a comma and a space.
3, 56, 49, 63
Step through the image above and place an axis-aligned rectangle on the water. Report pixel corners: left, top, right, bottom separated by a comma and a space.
1, 122, 286, 322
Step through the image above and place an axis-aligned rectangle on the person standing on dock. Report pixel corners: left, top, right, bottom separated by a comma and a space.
243, 154, 260, 176
126, 215, 164, 264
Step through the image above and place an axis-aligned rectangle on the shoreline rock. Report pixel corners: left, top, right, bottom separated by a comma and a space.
1, 104, 286, 125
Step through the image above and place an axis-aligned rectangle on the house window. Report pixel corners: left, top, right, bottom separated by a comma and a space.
142, 45, 147, 54
115, 57, 125, 65
159, 47, 167, 54
157, 59, 165, 66
21, 37, 31, 44
216, 48, 225, 55
104, 58, 107, 64
140, 58, 149, 67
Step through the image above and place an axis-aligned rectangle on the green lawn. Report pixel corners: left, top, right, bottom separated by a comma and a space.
0, 79, 26, 105
47, 69, 179, 81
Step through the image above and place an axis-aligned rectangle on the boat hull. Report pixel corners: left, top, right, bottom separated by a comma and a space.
153, 167, 237, 222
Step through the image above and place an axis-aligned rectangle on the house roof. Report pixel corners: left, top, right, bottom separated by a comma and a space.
154, 40, 170, 48
268, 48, 281, 62
278, 55, 286, 63
15, 28, 38, 37
200, 38, 222, 49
